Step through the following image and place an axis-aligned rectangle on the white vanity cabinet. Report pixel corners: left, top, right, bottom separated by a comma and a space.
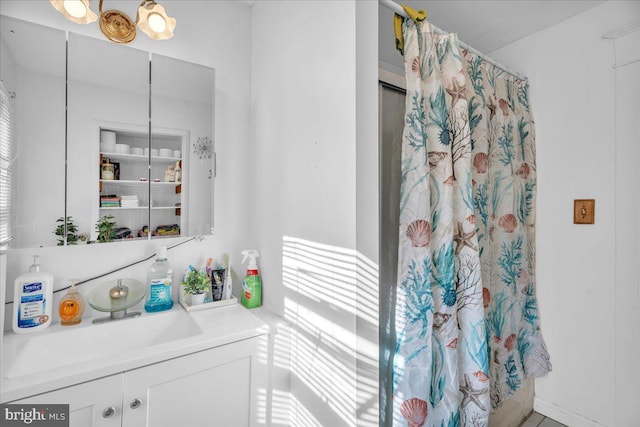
12, 336, 263, 427
122, 336, 259, 427
12, 375, 123, 427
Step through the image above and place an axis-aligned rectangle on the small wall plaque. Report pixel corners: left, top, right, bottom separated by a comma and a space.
574, 199, 595, 224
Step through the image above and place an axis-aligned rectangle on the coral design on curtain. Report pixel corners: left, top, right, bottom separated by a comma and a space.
393, 17, 553, 425
393, 20, 489, 426
463, 51, 552, 408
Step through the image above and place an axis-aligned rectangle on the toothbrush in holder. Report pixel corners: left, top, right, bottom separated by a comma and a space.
205, 258, 213, 278
225, 256, 232, 300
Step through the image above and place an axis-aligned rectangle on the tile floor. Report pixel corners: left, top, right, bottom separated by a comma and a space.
521, 412, 567, 427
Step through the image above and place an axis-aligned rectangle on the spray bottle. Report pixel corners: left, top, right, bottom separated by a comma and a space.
240, 250, 261, 309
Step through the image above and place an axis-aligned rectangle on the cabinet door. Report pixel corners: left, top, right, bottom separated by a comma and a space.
123, 337, 262, 427
12, 374, 123, 427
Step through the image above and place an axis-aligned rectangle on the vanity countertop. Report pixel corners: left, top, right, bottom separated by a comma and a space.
1, 304, 269, 403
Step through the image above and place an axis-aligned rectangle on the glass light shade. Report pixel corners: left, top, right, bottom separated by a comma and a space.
49, 0, 97, 25
137, 2, 175, 40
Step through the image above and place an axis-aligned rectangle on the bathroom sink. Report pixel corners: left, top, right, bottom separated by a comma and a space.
1, 309, 204, 379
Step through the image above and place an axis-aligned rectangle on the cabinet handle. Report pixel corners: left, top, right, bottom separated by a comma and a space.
130, 398, 142, 409
102, 406, 116, 418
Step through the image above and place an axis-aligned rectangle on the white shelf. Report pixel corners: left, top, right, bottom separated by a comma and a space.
101, 152, 181, 163
99, 206, 147, 210
101, 179, 147, 186
150, 181, 181, 186
100, 180, 180, 186
99, 206, 177, 210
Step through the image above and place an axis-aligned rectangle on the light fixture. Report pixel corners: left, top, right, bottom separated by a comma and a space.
49, 0, 98, 25
49, 0, 176, 44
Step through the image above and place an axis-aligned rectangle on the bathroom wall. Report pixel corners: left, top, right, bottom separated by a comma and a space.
490, 2, 640, 426
250, 1, 379, 425
251, 1, 358, 424
0, 0, 253, 325
355, 2, 380, 426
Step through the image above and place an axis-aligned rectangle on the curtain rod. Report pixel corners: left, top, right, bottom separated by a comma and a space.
380, 0, 528, 82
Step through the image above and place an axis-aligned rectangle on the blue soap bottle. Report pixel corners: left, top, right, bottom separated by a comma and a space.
144, 246, 174, 312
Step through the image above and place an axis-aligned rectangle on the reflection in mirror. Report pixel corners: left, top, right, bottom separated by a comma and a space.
0, 16, 66, 249
151, 55, 214, 238
0, 17, 216, 248
67, 32, 150, 243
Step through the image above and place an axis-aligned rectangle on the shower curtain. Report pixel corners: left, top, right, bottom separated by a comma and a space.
463, 50, 552, 408
392, 18, 551, 426
393, 20, 489, 426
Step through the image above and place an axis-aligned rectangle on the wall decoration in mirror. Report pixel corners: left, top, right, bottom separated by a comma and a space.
194, 136, 214, 160
0, 16, 215, 249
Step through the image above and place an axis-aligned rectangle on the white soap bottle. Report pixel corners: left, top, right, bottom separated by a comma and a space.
12, 255, 54, 334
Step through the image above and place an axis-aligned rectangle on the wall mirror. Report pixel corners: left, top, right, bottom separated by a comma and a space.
0, 15, 215, 249
0, 16, 66, 249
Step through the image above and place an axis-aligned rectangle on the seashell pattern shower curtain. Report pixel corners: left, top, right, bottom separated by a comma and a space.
393, 20, 490, 426
463, 50, 552, 408
393, 18, 551, 426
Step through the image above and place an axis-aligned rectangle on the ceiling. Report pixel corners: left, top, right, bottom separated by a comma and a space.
379, 0, 607, 73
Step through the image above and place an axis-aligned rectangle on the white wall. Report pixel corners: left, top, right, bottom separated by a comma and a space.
251, 2, 357, 424
355, 2, 380, 426
251, 1, 379, 425
612, 26, 640, 427
0, 0, 252, 326
490, 2, 640, 426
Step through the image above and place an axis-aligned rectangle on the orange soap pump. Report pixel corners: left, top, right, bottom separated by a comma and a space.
58, 280, 85, 326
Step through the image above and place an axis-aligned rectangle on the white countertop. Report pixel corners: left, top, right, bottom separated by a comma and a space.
1, 303, 269, 403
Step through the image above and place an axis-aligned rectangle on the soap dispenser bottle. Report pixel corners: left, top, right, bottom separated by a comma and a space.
144, 245, 174, 312
58, 280, 84, 326
12, 255, 54, 334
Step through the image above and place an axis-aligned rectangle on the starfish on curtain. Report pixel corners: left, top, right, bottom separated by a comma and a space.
459, 373, 488, 411
446, 77, 467, 107
453, 221, 478, 255
445, 76, 467, 107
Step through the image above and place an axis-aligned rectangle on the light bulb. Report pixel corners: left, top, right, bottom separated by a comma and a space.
147, 13, 166, 33
136, 2, 175, 40
63, 0, 87, 19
